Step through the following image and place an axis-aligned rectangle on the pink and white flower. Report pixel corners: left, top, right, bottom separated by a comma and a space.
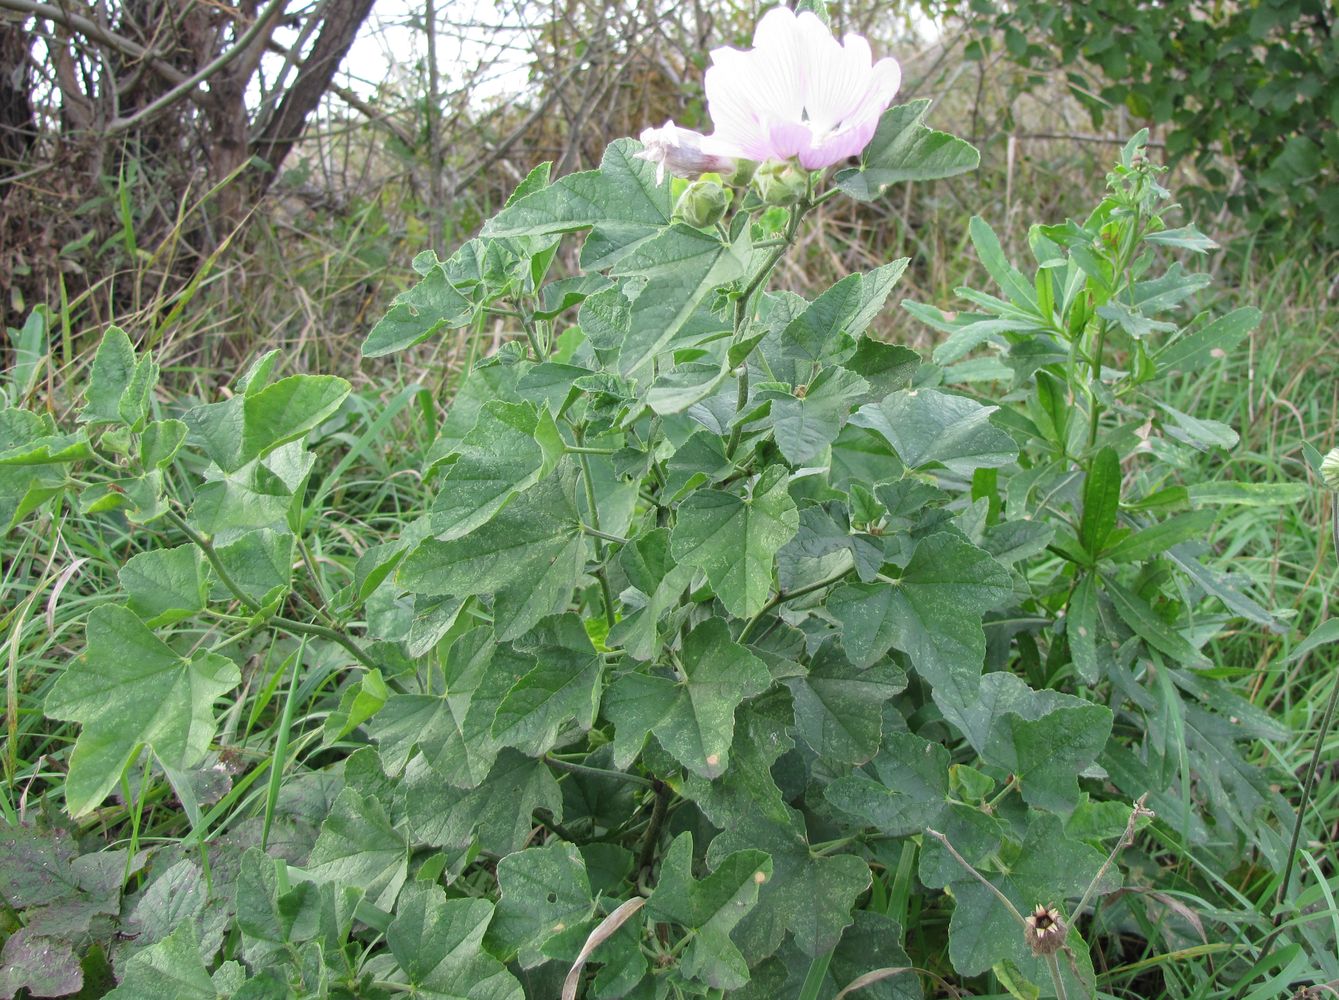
635, 121, 736, 185
703, 7, 901, 170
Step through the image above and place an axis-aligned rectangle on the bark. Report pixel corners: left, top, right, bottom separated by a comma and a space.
249, 0, 376, 192
0, 23, 35, 185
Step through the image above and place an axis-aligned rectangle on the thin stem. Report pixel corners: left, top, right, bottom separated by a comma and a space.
166, 508, 379, 671
924, 827, 1028, 928
725, 186, 814, 460
985, 774, 1020, 810
580, 524, 630, 545
636, 779, 671, 879
574, 426, 617, 632
166, 509, 260, 614
739, 557, 855, 644
544, 754, 655, 789
1045, 953, 1069, 1000
1071, 794, 1152, 924
566, 445, 618, 455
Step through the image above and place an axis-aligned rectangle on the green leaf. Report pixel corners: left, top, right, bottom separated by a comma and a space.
607, 528, 696, 661
783, 640, 906, 767
942, 671, 1113, 812
371, 628, 511, 786
362, 259, 474, 357
768, 367, 870, 466
322, 669, 389, 745
781, 260, 909, 364
80, 326, 137, 425
304, 786, 409, 910
491, 614, 603, 757
215, 528, 294, 607
118, 545, 208, 627
140, 418, 188, 469
1080, 447, 1121, 558
1153, 307, 1259, 373
942, 813, 1115, 981
850, 388, 1017, 475
483, 138, 671, 269
241, 374, 349, 465
399, 472, 586, 640
709, 812, 870, 960
670, 466, 799, 618
646, 360, 729, 416
970, 216, 1038, 311
1104, 577, 1210, 668
1144, 224, 1217, 252
605, 617, 771, 778
1187, 480, 1308, 507
431, 401, 562, 540
828, 533, 1012, 710
0, 929, 83, 999
834, 101, 980, 200
840, 336, 919, 401
103, 923, 217, 1000
1067, 573, 1101, 684
185, 375, 349, 473
405, 748, 563, 856
647, 833, 772, 990
825, 731, 951, 835
233, 850, 298, 967
387, 884, 523, 1000
487, 840, 595, 968
1104, 511, 1216, 563
1287, 618, 1339, 662
611, 225, 748, 378
44, 605, 240, 816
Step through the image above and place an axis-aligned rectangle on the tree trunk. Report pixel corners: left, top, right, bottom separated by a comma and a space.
249, 0, 376, 193
0, 22, 36, 188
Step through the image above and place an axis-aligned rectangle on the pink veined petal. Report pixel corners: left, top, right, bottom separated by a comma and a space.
699, 5, 902, 168
743, 8, 809, 123
803, 32, 873, 135
798, 117, 880, 169
845, 56, 902, 122
704, 52, 776, 159
764, 119, 814, 162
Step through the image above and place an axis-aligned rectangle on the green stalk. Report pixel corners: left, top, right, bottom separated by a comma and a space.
574, 426, 617, 633
165, 508, 379, 670
725, 182, 814, 461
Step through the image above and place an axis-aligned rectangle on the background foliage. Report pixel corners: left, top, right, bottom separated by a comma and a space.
957, 0, 1339, 250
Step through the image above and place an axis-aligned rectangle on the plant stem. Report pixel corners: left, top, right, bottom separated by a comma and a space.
1045, 953, 1069, 1000
165, 508, 379, 670
574, 429, 617, 632
544, 754, 655, 789
924, 827, 1027, 928
739, 557, 855, 644
725, 185, 813, 461
636, 779, 670, 880
1071, 793, 1152, 924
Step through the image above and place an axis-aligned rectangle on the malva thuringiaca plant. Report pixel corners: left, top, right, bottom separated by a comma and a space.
1, 3, 1322, 998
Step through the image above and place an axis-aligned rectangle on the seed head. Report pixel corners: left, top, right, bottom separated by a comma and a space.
1024, 903, 1066, 957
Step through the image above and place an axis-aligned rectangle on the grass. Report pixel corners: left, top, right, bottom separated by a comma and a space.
2, 26, 1338, 1000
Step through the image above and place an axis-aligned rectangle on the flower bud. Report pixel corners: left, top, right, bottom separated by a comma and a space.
1320, 447, 1339, 490
752, 161, 808, 206
675, 179, 731, 229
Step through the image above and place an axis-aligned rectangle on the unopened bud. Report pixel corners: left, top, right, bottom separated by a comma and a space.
675, 179, 731, 229
1320, 447, 1339, 491
752, 161, 808, 206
